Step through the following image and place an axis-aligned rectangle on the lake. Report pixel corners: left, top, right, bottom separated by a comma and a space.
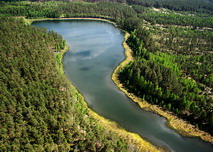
33, 20, 213, 152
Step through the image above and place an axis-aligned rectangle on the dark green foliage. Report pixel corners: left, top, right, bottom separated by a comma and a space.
176, 55, 213, 88
117, 0, 213, 133
154, 26, 213, 54
87, 0, 127, 3
0, 17, 130, 151
0, 1, 137, 23
121, 17, 142, 32
126, 0, 213, 13
138, 9, 213, 28
146, 24, 213, 89
118, 2, 213, 133
120, 60, 182, 95
119, 26, 213, 134
0, 0, 212, 144
0, 1, 139, 33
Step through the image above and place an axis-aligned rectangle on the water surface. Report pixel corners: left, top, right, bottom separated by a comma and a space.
33, 20, 213, 152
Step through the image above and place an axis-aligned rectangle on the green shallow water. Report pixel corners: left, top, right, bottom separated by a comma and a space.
33, 20, 213, 152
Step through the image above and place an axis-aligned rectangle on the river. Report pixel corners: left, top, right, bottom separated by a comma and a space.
33, 20, 213, 152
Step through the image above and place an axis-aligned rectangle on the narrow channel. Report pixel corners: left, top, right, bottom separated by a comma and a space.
33, 20, 213, 152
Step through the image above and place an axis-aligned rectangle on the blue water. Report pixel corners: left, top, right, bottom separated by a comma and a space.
33, 20, 213, 152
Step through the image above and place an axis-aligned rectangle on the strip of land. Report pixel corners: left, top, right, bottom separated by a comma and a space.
112, 33, 213, 144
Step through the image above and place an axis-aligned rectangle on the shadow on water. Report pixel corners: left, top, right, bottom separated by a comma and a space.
80, 67, 90, 71
72, 50, 91, 57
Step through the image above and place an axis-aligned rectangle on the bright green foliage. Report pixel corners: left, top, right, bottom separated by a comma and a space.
139, 9, 213, 28
147, 25, 213, 88
0, 17, 131, 151
0, 0, 212, 144
119, 24, 213, 134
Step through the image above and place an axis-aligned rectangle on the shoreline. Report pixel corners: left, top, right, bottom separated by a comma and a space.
55, 40, 163, 152
26, 17, 212, 149
31, 18, 163, 151
112, 32, 213, 144
24, 17, 117, 26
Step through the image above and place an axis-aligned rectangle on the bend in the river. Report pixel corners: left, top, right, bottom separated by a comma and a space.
33, 20, 213, 152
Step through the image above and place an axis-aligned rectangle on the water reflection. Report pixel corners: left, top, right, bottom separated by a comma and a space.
33, 20, 213, 152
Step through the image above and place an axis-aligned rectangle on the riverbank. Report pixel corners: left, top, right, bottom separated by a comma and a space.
112, 32, 213, 144
27, 16, 212, 148
54, 40, 163, 152
30, 17, 164, 151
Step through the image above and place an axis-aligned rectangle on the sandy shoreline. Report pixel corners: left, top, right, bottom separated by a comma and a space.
26, 17, 212, 150
42, 19, 162, 151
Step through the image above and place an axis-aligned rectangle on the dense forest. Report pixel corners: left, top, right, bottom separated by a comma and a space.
0, 0, 212, 150
118, 8, 213, 134
138, 8, 213, 28
0, 17, 138, 151
86, 0, 213, 13
126, 0, 213, 13
119, 31, 213, 133
0, 1, 137, 22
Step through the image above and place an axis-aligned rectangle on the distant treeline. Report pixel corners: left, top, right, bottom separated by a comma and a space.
138, 8, 213, 28
86, 0, 213, 13
0, 1, 137, 24
126, 0, 213, 13
2, 0, 213, 13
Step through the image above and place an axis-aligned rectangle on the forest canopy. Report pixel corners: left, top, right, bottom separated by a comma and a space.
0, 0, 212, 150
0, 17, 135, 151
